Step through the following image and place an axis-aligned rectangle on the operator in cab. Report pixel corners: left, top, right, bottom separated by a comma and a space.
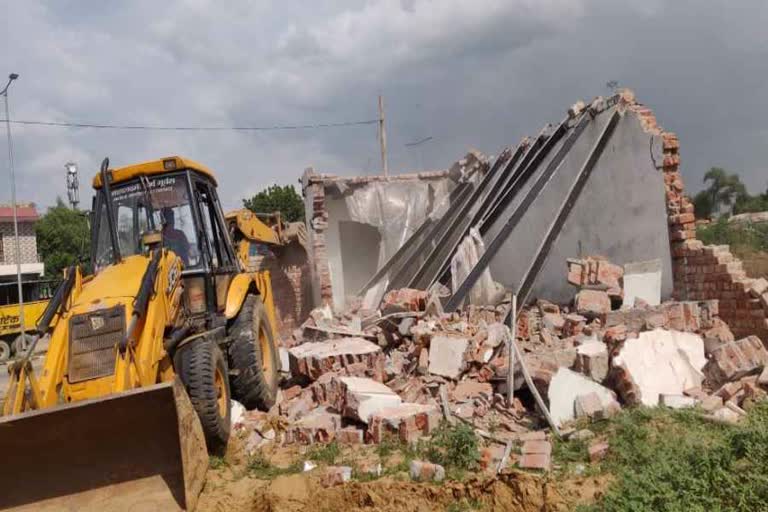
161, 207, 190, 266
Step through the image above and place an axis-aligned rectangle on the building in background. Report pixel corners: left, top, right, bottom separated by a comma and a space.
0, 203, 43, 294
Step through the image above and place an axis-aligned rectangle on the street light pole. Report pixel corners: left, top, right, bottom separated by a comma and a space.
1, 73, 26, 346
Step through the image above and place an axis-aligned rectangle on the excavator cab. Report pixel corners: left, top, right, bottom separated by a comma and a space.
91, 159, 239, 322
0, 156, 283, 511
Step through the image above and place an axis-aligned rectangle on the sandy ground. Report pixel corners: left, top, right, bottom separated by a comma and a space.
197, 436, 610, 512
199, 465, 609, 512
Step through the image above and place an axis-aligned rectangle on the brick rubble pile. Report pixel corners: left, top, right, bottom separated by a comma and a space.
234, 255, 768, 474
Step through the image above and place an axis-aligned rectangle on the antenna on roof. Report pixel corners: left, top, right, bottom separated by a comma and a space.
65, 162, 79, 210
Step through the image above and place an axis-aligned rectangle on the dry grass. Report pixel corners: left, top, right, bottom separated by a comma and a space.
733, 247, 768, 280
696, 219, 768, 280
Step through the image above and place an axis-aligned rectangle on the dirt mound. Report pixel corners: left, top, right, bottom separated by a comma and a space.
197, 429, 609, 511
198, 470, 605, 512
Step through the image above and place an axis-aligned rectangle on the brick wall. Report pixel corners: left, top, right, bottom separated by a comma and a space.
250, 244, 312, 340
0, 221, 39, 265
622, 90, 768, 341
303, 174, 334, 307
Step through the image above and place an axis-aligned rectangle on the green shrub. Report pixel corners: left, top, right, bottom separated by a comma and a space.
583, 404, 768, 512
426, 422, 480, 473
305, 441, 341, 465
697, 218, 768, 252
246, 451, 300, 479
209, 455, 227, 470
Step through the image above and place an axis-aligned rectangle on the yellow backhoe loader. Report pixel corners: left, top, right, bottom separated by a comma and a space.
0, 156, 304, 511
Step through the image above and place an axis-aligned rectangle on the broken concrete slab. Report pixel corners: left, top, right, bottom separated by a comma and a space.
659, 394, 697, 409
289, 337, 384, 381
704, 335, 768, 388
575, 341, 609, 382
758, 366, 768, 387
331, 376, 402, 423
611, 329, 706, 406
748, 277, 768, 299
708, 406, 742, 425
700, 395, 724, 413
428, 334, 470, 379
279, 347, 291, 374
574, 391, 618, 420
547, 368, 621, 426
485, 322, 510, 348
623, 259, 662, 307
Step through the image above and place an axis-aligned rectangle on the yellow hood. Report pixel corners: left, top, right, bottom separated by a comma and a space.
71, 255, 151, 315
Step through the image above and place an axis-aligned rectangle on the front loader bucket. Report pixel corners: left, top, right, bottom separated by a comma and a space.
0, 379, 208, 511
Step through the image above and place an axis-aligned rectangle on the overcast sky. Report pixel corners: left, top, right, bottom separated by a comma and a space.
2, 0, 767, 211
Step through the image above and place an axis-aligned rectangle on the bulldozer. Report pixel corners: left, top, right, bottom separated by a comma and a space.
0, 156, 305, 511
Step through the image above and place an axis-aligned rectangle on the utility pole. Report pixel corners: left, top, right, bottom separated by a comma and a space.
507, 293, 517, 405
378, 95, 388, 177
2, 73, 26, 347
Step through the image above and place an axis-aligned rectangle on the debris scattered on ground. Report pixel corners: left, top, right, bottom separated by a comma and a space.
231, 251, 768, 486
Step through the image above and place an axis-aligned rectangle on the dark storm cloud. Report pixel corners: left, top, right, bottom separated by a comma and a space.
1, 0, 765, 212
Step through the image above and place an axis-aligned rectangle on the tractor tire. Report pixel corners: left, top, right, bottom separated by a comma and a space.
175, 339, 231, 454
12, 333, 33, 356
227, 294, 280, 411
0, 340, 10, 363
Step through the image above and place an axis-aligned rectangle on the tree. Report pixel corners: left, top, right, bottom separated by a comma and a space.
243, 185, 305, 222
692, 190, 714, 219
36, 198, 91, 279
703, 167, 747, 216
733, 194, 768, 215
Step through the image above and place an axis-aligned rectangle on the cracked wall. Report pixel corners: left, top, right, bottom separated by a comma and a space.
484, 95, 674, 304
302, 168, 461, 310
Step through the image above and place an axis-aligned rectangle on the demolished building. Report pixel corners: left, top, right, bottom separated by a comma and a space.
300, 89, 768, 341
229, 89, 768, 477
301, 153, 488, 311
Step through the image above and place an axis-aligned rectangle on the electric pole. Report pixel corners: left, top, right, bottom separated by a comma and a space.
2, 73, 26, 348
378, 95, 388, 177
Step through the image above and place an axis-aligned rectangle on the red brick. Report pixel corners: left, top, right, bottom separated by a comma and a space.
519, 453, 550, 471
575, 289, 611, 317
589, 441, 609, 463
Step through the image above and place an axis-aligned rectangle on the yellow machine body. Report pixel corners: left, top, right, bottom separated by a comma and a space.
0, 301, 49, 339
0, 157, 291, 511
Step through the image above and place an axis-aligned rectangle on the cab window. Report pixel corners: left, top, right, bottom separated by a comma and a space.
93, 174, 201, 271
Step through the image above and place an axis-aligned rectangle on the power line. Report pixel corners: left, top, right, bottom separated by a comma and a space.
404, 136, 433, 147
0, 117, 380, 131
